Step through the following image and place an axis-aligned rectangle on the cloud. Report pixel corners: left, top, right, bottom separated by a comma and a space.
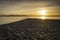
0, 1, 60, 15
0, 0, 49, 1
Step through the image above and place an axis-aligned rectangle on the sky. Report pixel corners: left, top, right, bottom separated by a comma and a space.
0, 0, 60, 15
0, 0, 60, 25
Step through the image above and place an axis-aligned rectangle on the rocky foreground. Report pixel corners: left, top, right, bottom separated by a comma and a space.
0, 18, 60, 40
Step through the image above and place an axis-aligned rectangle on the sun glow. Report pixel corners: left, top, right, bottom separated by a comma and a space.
39, 9, 47, 19
40, 9, 47, 15
41, 16, 45, 19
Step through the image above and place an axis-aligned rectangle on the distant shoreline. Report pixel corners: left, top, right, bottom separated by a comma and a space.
0, 15, 60, 17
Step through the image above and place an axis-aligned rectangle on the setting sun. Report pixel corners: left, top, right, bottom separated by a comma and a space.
38, 9, 47, 19
40, 9, 47, 15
